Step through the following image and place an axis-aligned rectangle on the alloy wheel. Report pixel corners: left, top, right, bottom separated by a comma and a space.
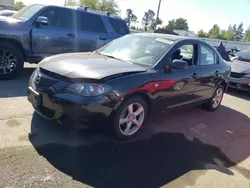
212, 87, 223, 109
119, 103, 145, 136
0, 49, 17, 75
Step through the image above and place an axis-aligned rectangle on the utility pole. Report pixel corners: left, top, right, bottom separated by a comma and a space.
156, 0, 162, 24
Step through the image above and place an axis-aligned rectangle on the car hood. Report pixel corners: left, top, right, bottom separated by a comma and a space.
0, 16, 20, 22
229, 60, 250, 74
0, 16, 24, 28
39, 53, 148, 80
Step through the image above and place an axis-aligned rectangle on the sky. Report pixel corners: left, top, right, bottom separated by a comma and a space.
20, 0, 250, 32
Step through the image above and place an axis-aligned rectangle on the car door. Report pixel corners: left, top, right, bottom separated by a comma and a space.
32, 7, 78, 55
197, 43, 222, 99
77, 11, 109, 52
157, 41, 203, 109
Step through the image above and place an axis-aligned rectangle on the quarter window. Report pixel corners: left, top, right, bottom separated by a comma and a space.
200, 44, 216, 65
79, 12, 107, 33
108, 18, 129, 35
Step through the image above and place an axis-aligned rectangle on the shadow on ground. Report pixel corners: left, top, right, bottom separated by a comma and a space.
226, 88, 250, 101
0, 66, 35, 98
29, 104, 250, 188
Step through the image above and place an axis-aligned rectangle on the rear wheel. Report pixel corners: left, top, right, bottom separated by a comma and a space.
112, 96, 148, 140
203, 85, 224, 111
0, 42, 24, 80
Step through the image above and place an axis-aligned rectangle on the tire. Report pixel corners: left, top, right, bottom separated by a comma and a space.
112, 96, 148, 140
202, 85, 225, 111
0, 42, 24, 80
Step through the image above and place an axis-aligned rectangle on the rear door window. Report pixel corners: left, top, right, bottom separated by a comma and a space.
108, 18, 129, 35
79, 12, 107, 33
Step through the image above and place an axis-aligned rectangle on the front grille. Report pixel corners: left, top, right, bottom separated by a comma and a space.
230, 72, 246, 78
34, 69, 59, 91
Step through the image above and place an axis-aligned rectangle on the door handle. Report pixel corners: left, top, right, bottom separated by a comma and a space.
191, 73, 199, 79
67, 33, 77, 38
99, 36, 107, 40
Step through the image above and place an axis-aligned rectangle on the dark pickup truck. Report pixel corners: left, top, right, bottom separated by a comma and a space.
0, 4, 130, 79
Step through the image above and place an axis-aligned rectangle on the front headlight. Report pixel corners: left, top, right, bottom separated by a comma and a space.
65, 83, 111, 96
243, 74, 250, 78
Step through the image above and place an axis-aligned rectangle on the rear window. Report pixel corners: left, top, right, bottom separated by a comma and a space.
108, 18, 129, 35
79, 12, 107, 33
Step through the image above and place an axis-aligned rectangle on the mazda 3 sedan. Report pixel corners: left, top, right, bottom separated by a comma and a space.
28, 33, 231, 140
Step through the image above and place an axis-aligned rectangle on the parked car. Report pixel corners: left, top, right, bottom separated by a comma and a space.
27, 33, 231, 140
229, 50, 250, 91
0, 4, 129, 79
0, 10, 17, 17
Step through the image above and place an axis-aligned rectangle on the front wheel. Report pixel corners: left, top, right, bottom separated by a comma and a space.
112, 96, 148, 140
202, 85, 225, 111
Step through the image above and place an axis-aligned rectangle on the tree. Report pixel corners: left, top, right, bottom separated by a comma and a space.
235, 22, 244, 41
208, 24, 221, 39
223, 25, 235, 40
165, 18, 189, 31
79, 0, 120, 15
141, 9, 155, 31
150, 17, 163, 30
244, 26, 250, 42
220, 30, 226, 40
66, 0, 77, 6
197, 29, 208, 38
125, 9, 137, 27
14, 1, 25, 10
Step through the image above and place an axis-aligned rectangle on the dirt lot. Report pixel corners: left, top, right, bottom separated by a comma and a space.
0, 63, 250, 188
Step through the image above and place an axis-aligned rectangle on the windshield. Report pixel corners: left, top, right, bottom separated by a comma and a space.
235, 50, 250, 62
12, 4, 45, 20
98, 34, 174, 67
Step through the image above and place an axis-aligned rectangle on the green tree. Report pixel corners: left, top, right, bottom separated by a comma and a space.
223, 25, 235, 40
14, 1, 25, 10
235, 22, 244, 41
141, 9, 155, 31
125, 9, 137, 27
220, 30, 226, 40
80, 0, 119, 15
208, 24, 221, 39
66, 0, 77, 6
165, 18, 189, 31
197, 29, 208, 38
244, 26, 250, 42
150, 17, 163, 30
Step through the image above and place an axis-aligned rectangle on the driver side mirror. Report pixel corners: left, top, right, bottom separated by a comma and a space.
35, 16, 48, 26
168, 59, 188, 70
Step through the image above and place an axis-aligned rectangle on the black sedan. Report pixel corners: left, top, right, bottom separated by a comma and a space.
229, 50, 250, 91
28, 33, 231, 140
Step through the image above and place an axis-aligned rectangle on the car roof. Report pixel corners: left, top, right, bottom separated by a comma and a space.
35, 4, 123, 20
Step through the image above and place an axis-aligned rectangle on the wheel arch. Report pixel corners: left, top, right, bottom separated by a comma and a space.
112, 91, 152, 116
0, 38, 27, 61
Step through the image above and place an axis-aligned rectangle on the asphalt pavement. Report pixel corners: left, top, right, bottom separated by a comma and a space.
0, 63, 250, 188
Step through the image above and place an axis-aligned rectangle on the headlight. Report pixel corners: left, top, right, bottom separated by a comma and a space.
243, 74, 250, 78
65, 83, 111, 96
